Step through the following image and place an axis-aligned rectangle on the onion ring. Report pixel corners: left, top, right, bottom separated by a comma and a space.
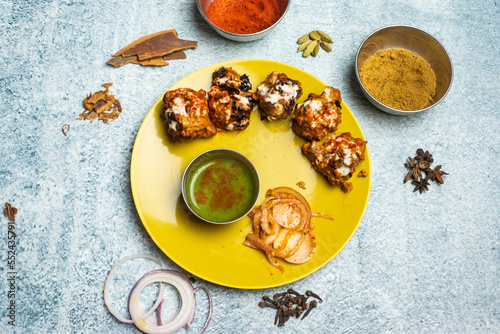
128, 269, 213, 334
104, 253, 165, 324
104, 255, 213, 334
245, 186, 331, 271
128, 269, 195, 334
194, 286, 213, 334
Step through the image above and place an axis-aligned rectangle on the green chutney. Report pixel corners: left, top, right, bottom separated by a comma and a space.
186, 157, 258, 222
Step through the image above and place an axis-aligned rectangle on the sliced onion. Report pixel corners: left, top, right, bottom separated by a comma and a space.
194, 286, 213, 334
104, 255, 213, 334
245, 186, 329, 271
128, 269, 213, 334
312, 212, 334, 220
104, 253, 165, 324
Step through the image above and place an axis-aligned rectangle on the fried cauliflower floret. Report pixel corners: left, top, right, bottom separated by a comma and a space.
161, 88, 217, 143
292, 86, 342, 141
302, 132, 367, 191
208, 85, 256, 130
211, 66, 252, 91
255, 72, 302, 121
208, 67, 256, 131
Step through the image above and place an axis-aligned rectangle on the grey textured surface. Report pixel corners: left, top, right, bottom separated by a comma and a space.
0, 0, 499, 333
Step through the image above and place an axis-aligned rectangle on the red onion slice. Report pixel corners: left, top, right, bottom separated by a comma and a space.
104, 253, 165, 324
128, 269, 196, 334
194, 286, 213, 334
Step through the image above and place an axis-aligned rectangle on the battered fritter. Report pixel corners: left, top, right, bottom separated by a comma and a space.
302, 132, 366, 192
211, 66, 252, 91
208, 67, 256, 130
255, 72, 302, 121
292, 86, 342, 141
208, 86, 256, 130
161, 88, 217, 143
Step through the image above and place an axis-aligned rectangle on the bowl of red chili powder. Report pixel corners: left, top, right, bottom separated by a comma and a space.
197, 0, 290, 42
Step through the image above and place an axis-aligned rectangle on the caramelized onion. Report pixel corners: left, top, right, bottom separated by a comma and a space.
244, 186, 331, 271
312, 212, 334, 220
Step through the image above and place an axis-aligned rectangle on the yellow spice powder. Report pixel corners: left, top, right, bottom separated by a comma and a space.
359, 48, 436, 111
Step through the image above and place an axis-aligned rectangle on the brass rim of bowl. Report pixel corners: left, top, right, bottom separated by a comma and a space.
196, 0, 290, 37
355, 25, 454, 114
181, 148, 261, 224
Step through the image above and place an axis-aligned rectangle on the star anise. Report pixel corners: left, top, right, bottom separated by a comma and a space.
411, 178, 430, 194
404, 157, 430, 183
415, 148, 434, 164
425, 165, 448, 184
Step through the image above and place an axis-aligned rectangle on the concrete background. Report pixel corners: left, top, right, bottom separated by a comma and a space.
0, 0, 498, 333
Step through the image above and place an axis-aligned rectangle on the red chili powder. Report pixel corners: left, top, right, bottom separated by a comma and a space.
206, 0, 281, 34
194, 161, 244, 211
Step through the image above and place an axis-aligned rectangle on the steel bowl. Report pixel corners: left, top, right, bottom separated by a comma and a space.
181, 149, 260, 224
355, 25, 453, 116
196, 0, 290, 42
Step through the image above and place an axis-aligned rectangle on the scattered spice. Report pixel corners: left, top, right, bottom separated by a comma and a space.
78, 83, 122, 124
415, 148, 434, 164
131, 57, 169, 67
404, 157, 429, 184
359, 48, 436, 110
106, 29, 197, 68
62, 124, 70, 137
425, 165, 448, 184
4, 202, 18, 222
129, 147, 134, 152
207, 0, 280, 34
404, 148, 448, 194
297, 30, 333, 57
259, 288, 322, 327
296, 181, 306, 189
412, 178, 430, 194
358, 169, 368, 177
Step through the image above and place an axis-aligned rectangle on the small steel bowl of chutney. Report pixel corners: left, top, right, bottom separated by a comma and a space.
181, 149, 261, 224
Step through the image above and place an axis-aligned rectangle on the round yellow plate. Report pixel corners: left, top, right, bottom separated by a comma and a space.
131, 59, 371, 289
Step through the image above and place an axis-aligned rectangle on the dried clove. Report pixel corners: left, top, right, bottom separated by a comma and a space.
259, 288, 322, 327
287, 288, 301, 296
259, 300, 278, 309
301, 300, 318, 320
306, 290, 323, 302
3, 202, 18, 222
273, 291, 287, 300
274, 306, 283, 326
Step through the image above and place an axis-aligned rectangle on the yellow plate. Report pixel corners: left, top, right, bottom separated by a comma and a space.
131, 59, 371, 289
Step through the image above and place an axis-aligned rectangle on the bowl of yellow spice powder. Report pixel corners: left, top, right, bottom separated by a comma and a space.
356, 26, 453, 115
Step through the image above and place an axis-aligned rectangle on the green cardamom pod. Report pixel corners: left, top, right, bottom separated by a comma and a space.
297, 34, 310, 44
312, 43, 320, 57
320, 41, 332, 52
309, 30, 321, 41
303, 41, 317, 57
317, 30, 333, 43
298, 40, 312, 52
